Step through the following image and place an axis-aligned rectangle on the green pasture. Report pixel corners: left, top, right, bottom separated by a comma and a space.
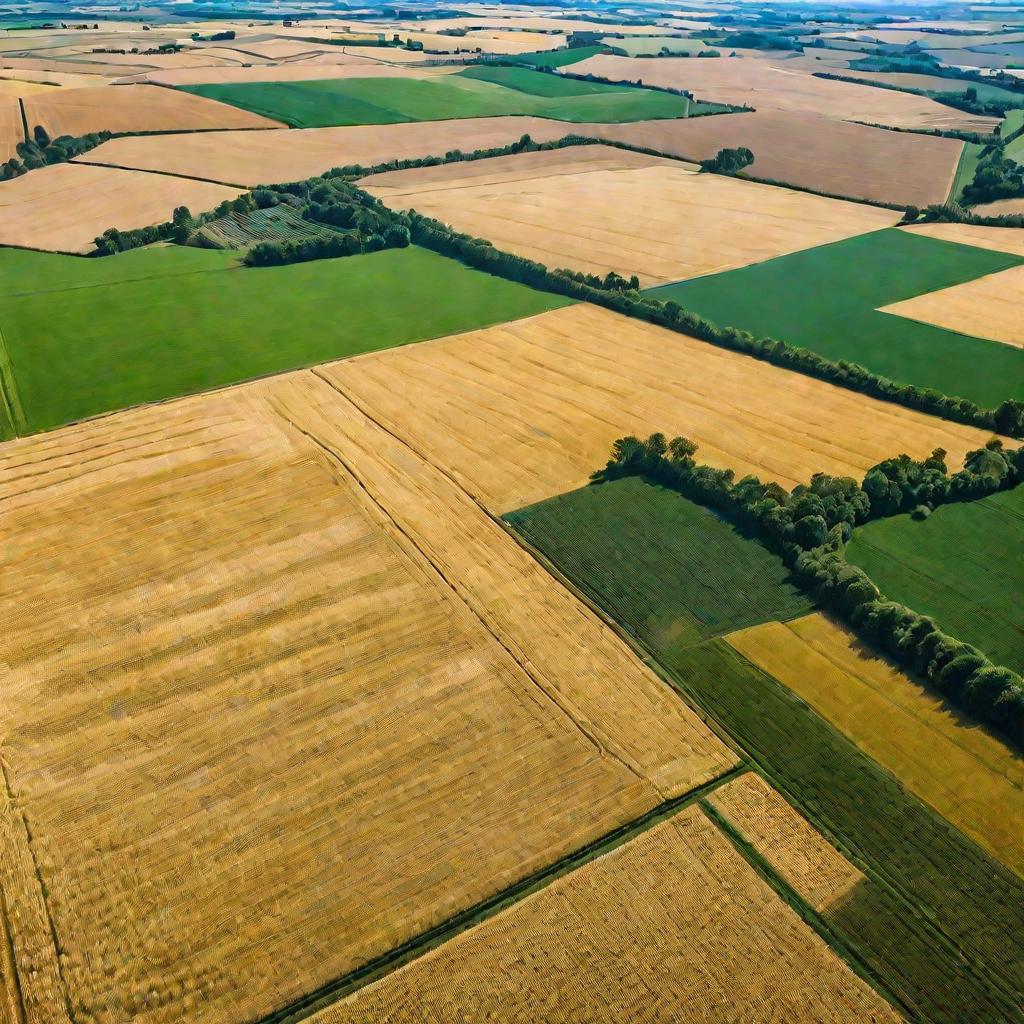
951, 140, 986, 202
847, 485, 1024, 674
504, 476, 813, 653
510, 43, 606, 66
648, 228, 1024, 408
180, 66, 695, 127
0, 244, 569, 437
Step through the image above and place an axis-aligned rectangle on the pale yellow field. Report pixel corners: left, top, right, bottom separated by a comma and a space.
362, 144, 899, 286
322, 303, 998, 511
880, 263, 1024, 349
0, 163, 243, 253
403, 28, 567, 52
904, 221, 1024, 257
134, 59, 460, 86
79, 115, 576, 186
571, 53, 1001, 131
0, 77, 56, 96
22, 82, 283, 135
727, 614, 1024, 876
0, 94, 20, 161
0, 68, 112, 88
317, 808, 901, 1024
707, 773, 863, 912
972, 197, 1024, 217
0, 375, 732, 1024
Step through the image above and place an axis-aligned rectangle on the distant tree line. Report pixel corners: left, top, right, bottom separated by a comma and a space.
917, 200, 1024, 228
402, 207, 1024, 437
2, 125, 112, 179
699, 146, 754, 174
599, 432, 1024, 743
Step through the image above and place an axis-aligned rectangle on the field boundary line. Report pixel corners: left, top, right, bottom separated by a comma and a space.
254, 759, 749, 1024
70, 157, 250, 188
698, 797, 917, 1022
269, 379, 654, 792
16, 97, 27, 145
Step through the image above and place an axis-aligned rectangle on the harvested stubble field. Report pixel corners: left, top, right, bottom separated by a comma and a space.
22, 82, 284, 135
846, 486, 1024, 675
570, 53, 1001, 130
505, 477, 814, 650
0, 94, 20, 161
706, 772, 864, 913
973, 197, 1024, 216
129, 55, 419, 87
316, 809, 900, 1024
651, 227, 1024, 407
0, 377, 732, 1024
905, 221, 1024, 257
880, 263, 1024, 349
180, 66, 693, 128
504, 501, 1024, 1024
77, 116, 578, 186
727, 613, 1024, 876
362, 144, 899, 286
0, 244, 568, 434
0, 163, 243, 254
323, 304, 999, 512
582, 109, 964, 207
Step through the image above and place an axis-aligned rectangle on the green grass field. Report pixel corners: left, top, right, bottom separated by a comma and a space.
504, 477, 814, 651
0, 244, 569, 437
647, 228, 1024, 408
847, 485, 1024, 674
503, 480, 1024, 1024
180, 66, 694, 127
951, 140, 986, 203
511, 43, 607, 66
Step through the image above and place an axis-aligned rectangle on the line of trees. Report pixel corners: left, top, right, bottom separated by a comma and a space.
2, 125, 113, 180
599, 432, 1024, 743
402, 208, 1024, 437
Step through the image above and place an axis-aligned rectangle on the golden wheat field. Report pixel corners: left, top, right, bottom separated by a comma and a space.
727, 614, 1024, 876
707, 773, 864, 912
322, 303, 1000, 511
585, 111, 964, 207
0, 376, 733, 1024
0, 163, 243, 252
362, 144, 900, 285
0, 94, 20, 161
880, 264, 1024, 349
21, 82, 283, 136
903, 221, 1024, 256
316, 808, 902, 1024
79, 116, 576, 186
571, 53, 1000, 131
972, 197, 1024, 217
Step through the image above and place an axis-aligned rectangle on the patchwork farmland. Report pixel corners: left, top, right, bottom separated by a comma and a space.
0, 2, 1021, 1022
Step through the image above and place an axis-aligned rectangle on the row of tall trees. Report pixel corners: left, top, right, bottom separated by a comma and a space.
600, 432, 1024, 743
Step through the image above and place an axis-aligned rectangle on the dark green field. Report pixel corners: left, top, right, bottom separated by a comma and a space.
504, 480, 1024, 1024
647, 228, 1024, 408
0, 245, 569, 437
180, 66, 696, 128
847, 485, 1024, 674
511, 44, 607, 66
504, 477, 814, 649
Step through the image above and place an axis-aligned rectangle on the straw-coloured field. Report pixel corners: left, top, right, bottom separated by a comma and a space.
78, 116, 577, 186
0, 95, 21, 161
903, 221, 1024, 256
323, 304, 999, 511
316, 809, 901, 1024
586, 110, 964, 207
571, 53, 1000, 131
972, 198, 1024, 217
362, 144, 899, 285
707, 773, 864, 912
21, 82, 284, 135
133, 59, 456, 86
727, 614, 1024, 876
0, 163, 243, 253
0, 376, 733, 1024
880, 263, 1024, 349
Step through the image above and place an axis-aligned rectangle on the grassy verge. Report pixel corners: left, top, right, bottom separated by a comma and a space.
0, 244, 570, 435
951, 140, 986, 202
846, 485, 1024, 674
647, 227, 1024, 409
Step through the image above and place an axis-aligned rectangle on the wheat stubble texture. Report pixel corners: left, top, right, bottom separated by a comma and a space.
315, 808, 902, 1023
0, 377, 732, 1024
